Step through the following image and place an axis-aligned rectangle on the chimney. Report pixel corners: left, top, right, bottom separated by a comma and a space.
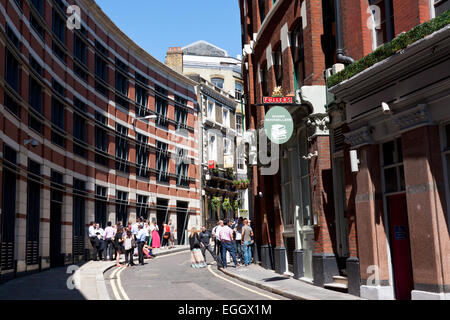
165, 46, 184, 74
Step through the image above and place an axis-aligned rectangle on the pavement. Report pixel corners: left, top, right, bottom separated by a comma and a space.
218, 263, 364, 300
103, 250, 287, 300
0, 245, 189, 300
0, 246, 363, 300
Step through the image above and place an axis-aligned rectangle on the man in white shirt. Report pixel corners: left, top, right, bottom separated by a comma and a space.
212, 220, 224, 257
95, 223, 106, 260
88, 221, 99, 261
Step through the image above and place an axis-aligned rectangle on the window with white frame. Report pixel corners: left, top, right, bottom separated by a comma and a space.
368, 0, 394, 50
207, 101, 215, 120
222, 108, 230, 128
211, 77, 224, 89
236, 114, 242, 133
208, 134, 217, 161
223, 138, 232, 155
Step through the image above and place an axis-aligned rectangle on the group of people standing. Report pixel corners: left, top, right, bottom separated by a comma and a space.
88, 218, 176, 267
188, 217, 254, 269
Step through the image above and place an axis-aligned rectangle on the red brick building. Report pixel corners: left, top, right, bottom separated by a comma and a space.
0, 0, 201, 281
328, 1, 450, 300
238, 0, 348, 290
239, 0, 449, 300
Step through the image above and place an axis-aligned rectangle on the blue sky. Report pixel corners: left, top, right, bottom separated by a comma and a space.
95, 0, 242, 62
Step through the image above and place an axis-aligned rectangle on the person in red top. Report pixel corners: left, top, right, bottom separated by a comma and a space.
161, 222, 171, 248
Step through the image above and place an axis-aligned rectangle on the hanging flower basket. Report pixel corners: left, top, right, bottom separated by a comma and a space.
234, 179, 250, 190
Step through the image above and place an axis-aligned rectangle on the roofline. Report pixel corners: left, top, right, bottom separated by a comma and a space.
79, 0, 198, 88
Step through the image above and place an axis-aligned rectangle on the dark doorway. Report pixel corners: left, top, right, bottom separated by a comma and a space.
177, 201, 189, 245
387, 193, 414, 300
156, 198, 169, 239
1, 145, 17, 271
50, 202, 62, 267
50, 170, 64, 268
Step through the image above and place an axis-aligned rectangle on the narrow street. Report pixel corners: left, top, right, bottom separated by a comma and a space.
104, 250, 287, 300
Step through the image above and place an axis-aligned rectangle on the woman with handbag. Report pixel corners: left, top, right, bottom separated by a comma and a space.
189, 228, 207, 269
162, 222, 171, 248
114, 226, 125, 267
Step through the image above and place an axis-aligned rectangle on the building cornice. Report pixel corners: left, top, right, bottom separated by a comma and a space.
329, 26, 450, 102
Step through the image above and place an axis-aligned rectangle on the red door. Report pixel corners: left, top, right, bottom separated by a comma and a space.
387, 194, 414, 300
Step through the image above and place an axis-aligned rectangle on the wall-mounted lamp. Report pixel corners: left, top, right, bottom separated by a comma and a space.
258, 192, 263, 198
381, 102, 392, 115
313, 212, 320, 227
302, 151, 318, 160
132, 115, 157, 126
24, 139, 39, 148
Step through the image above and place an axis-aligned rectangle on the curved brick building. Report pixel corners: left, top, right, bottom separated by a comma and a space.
0, 0, 201, 280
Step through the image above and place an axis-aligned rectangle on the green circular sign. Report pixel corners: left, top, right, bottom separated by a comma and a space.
264, 106, 294, 144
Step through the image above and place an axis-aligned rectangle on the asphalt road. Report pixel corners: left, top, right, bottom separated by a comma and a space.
104, 250, 288, 300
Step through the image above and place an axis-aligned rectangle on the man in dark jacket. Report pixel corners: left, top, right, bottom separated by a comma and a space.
199, 226, 217, 263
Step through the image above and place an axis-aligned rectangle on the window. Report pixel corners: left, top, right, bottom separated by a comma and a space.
291, 24, 305, 90
155, 86, 168, 127
175, 96, 188, 129
137, 195, 149, 219
6, 24, 19, 48
31, 0, 43, 15
1, 145, 17, 270
115, 124, 129, 173
259, 0, 266, 23
156, 141, 169, 183
434, 0, 450, 16
382, 138, 405, 194
208, 134, 217, 161
176, 148, 189, 187
116, 191, 128, 225
51, 97, 65, 148
136, 133, 149, 178
237, 142, 245, 170
30, 56, 42, 75
52, 41, 66, 62
73, 34, 87, 65
74, 34, 87, 80
26, 160, 41, 265
135, 84, 148, 117
369, 0, 394, 49
52, 8, 65, 44
224, 138, 232, 156
4, 93, 20, 116
52, 78, 65, 97
5, 49, 19, 92
115, 62, 129, 109
95, 112, 108, 165
95, 48, 108, 96
299, 129, 312, 225
29, 76, 43, 133
235, 82, 244, 101
261, 65, 269, 97
236, 114, 242, 132
30, 13, 44, 38
207, 101, 215, 120
73, 179, 86, 260
222, 108, 230, 128
73, 110, 87, 158
211, 77, 224, 89
273, 46, 283, 87
95, 186, 107, 229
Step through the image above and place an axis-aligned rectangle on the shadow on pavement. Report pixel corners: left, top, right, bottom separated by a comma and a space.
0, 265, 86, 300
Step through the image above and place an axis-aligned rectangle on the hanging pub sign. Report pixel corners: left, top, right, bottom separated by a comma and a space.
208, 160, 216, 169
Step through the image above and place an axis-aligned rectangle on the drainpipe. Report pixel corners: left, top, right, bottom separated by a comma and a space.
334, 0, 354, 65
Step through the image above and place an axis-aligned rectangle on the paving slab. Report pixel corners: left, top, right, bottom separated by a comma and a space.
219, 264, 364, 300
